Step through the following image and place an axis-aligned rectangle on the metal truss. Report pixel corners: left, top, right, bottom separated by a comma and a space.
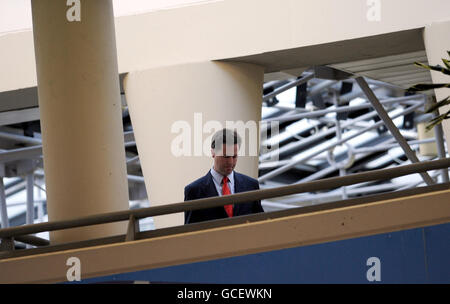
259, 66, 449, 209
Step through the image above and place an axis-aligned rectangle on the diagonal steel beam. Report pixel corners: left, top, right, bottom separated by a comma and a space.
355, 76, 434, 186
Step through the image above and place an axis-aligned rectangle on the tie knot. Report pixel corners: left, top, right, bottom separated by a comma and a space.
222, 176, 228, 184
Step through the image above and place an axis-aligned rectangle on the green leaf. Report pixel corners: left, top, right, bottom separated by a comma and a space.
443, 58, 450, 70
407, 83, 450, 92
426, 108, 450, 131
425, 96, 450, 113
414, 62, 450, 76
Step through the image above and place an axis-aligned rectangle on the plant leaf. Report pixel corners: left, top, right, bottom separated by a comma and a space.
426, 115, 445, 132
426, 108, 450, 131
425, 96, 450, 113
407, 83, 450, 92
414, 62, 450, 76
443, 58, 450, 70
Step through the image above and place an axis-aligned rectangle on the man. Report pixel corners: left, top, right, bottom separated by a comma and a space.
184, 128, 264, 224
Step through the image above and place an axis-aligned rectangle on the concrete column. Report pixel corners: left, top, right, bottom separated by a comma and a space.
417, 121, 437, 157
124, 61, 264, 228
31, 0, 129, 244
423, 21, 450, 151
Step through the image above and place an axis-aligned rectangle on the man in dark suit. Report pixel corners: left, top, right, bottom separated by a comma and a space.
184, 128, 264, 224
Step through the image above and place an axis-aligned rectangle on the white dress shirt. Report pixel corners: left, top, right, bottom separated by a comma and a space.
210, 167, 235, 196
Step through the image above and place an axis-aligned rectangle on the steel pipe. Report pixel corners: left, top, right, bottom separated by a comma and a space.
272, 183, 409, 205
0, 132, 42, 145
260, 108, 382, 162
295, 138, 397, 183
259, 103, 422, 182
264, 95, 423, 123
263, 73, 314, 102
353, 138, 436, 154
126, 155, 140, 164
0, 141, 137, 163
0, 146, 43, 163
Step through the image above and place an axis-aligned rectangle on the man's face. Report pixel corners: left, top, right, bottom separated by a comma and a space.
212, 144, 238, 176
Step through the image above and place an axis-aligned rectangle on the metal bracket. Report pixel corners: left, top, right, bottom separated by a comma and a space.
337, 82, 354, 120
125, 215, 140, 242
295, 81, 307, 108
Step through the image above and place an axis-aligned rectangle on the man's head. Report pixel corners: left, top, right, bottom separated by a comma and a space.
211, 128, 241, 176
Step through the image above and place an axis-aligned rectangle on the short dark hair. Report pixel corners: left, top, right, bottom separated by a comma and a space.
211, 128, 241, 150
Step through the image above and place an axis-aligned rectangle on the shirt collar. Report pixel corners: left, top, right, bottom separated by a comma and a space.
210, 167, 234, 185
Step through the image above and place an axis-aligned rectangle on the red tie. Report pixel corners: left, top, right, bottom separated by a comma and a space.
222, 176, 233, 217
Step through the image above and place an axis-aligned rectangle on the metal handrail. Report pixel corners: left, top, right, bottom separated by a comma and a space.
262, 73, 314, 102
1, 157, 449, 240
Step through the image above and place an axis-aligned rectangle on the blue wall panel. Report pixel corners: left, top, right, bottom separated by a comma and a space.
78, 222, 450, 284
423, 223, 450, 282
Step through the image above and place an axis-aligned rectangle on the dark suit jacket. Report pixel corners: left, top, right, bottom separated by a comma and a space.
184, 170, 264, 224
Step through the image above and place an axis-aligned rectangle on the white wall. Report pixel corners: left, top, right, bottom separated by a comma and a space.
1, 0, 450, 92
0, 0, 220, 34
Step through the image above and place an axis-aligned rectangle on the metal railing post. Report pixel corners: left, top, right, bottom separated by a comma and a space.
333, 93, 348, 199
0, 177, 9, 229
26, 173, 34, 226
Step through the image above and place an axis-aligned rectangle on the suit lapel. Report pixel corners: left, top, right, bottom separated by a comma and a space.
204, 170, 219, 197
232, 171, 241, 216
233, 171, 243, 193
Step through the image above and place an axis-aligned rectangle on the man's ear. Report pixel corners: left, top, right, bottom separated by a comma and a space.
211, 148, 215, 158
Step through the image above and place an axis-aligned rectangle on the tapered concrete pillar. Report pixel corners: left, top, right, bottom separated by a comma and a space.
423, 21, 450, 151
31, 0, 129, 244
124, 61, 264, 228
